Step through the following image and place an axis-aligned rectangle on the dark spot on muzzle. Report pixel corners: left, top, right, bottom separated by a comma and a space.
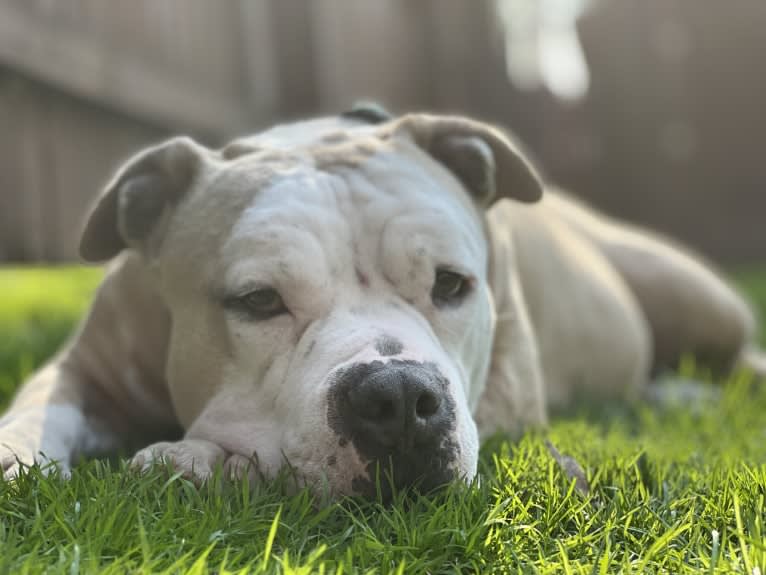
355, 267, 370, 287
326, 359, 457, 499
375, 336, 403, 357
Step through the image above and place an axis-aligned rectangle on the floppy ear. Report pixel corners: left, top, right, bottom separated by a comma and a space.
79, 137, 206, 262
391, 114, 543, 206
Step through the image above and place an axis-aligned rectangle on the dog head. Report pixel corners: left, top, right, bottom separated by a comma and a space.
80, 107, 542, 498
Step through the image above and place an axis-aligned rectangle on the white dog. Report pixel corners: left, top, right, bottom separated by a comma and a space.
1, 105, 763, 498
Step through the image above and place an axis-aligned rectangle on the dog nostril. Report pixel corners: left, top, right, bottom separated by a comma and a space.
415, 391, 441, 418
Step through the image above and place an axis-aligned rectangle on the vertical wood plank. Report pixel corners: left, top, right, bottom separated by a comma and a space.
309, 0, 431, 112
268, 0, 319, 118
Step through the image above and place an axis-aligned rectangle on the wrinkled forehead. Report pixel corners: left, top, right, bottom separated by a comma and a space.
247, 115, 378, 149
220, 146, 488, 266
165, 118, 488, 280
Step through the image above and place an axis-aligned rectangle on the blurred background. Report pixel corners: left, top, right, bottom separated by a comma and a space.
0, 0, 763, 265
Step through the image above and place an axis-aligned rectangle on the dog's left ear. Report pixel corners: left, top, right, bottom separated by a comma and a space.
391, 114, 543, 206
79, 137, 207, 262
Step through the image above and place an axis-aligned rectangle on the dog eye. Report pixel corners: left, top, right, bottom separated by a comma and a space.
228, 288, 288, 320
431, 269, 472, 307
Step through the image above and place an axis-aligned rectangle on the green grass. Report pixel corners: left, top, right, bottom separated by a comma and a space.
0, 267, 103, 406
1, 267, 765, 574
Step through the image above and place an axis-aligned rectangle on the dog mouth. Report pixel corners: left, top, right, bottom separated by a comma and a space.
349, 447, 458, 501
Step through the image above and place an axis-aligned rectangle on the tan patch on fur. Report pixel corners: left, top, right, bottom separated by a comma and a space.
312, 136, 389, 171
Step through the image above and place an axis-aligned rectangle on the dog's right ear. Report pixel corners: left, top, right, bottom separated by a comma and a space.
390, 114, 543, 207
79, 137, 206, 262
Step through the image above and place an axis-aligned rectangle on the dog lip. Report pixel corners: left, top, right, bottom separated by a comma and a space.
350, 452, 457, 501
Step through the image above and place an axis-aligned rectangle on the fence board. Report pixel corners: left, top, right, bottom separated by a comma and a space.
0, 0, 248, 136
0, 0, 763, 264
309, 0, 432, 112
0, 70, 164, 261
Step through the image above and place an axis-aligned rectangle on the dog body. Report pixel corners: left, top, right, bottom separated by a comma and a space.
0, 110, 761, 496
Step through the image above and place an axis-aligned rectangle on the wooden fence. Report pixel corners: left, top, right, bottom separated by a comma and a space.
0, 0, 764, 264
0, 0, 518, 261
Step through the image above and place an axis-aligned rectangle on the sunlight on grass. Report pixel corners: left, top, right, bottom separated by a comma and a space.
0, 266, 101, 406
0, 266, 102, 320
0, 265, 765, 573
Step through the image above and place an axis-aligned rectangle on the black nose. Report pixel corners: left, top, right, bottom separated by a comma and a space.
327, 359, 457, 496
346, 365, 446, 450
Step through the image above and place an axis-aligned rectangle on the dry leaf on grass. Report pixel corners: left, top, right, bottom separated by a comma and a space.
545, 439, 590, 497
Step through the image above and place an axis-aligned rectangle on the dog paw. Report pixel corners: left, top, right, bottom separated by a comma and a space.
223, 453, 262, 482
0, 443, 70, 481
0, 443, 35, 480
130, 439, 226, 483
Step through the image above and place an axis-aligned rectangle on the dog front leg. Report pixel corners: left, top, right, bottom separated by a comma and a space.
0, 359, 116, 479
130, 388, 279, 484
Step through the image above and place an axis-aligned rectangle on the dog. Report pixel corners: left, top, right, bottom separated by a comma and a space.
1, 105, 764, 498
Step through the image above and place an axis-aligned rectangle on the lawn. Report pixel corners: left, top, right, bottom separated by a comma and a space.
1, 267, 765, 574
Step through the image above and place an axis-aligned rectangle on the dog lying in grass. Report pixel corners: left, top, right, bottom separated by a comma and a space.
1, 104, 764, 498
